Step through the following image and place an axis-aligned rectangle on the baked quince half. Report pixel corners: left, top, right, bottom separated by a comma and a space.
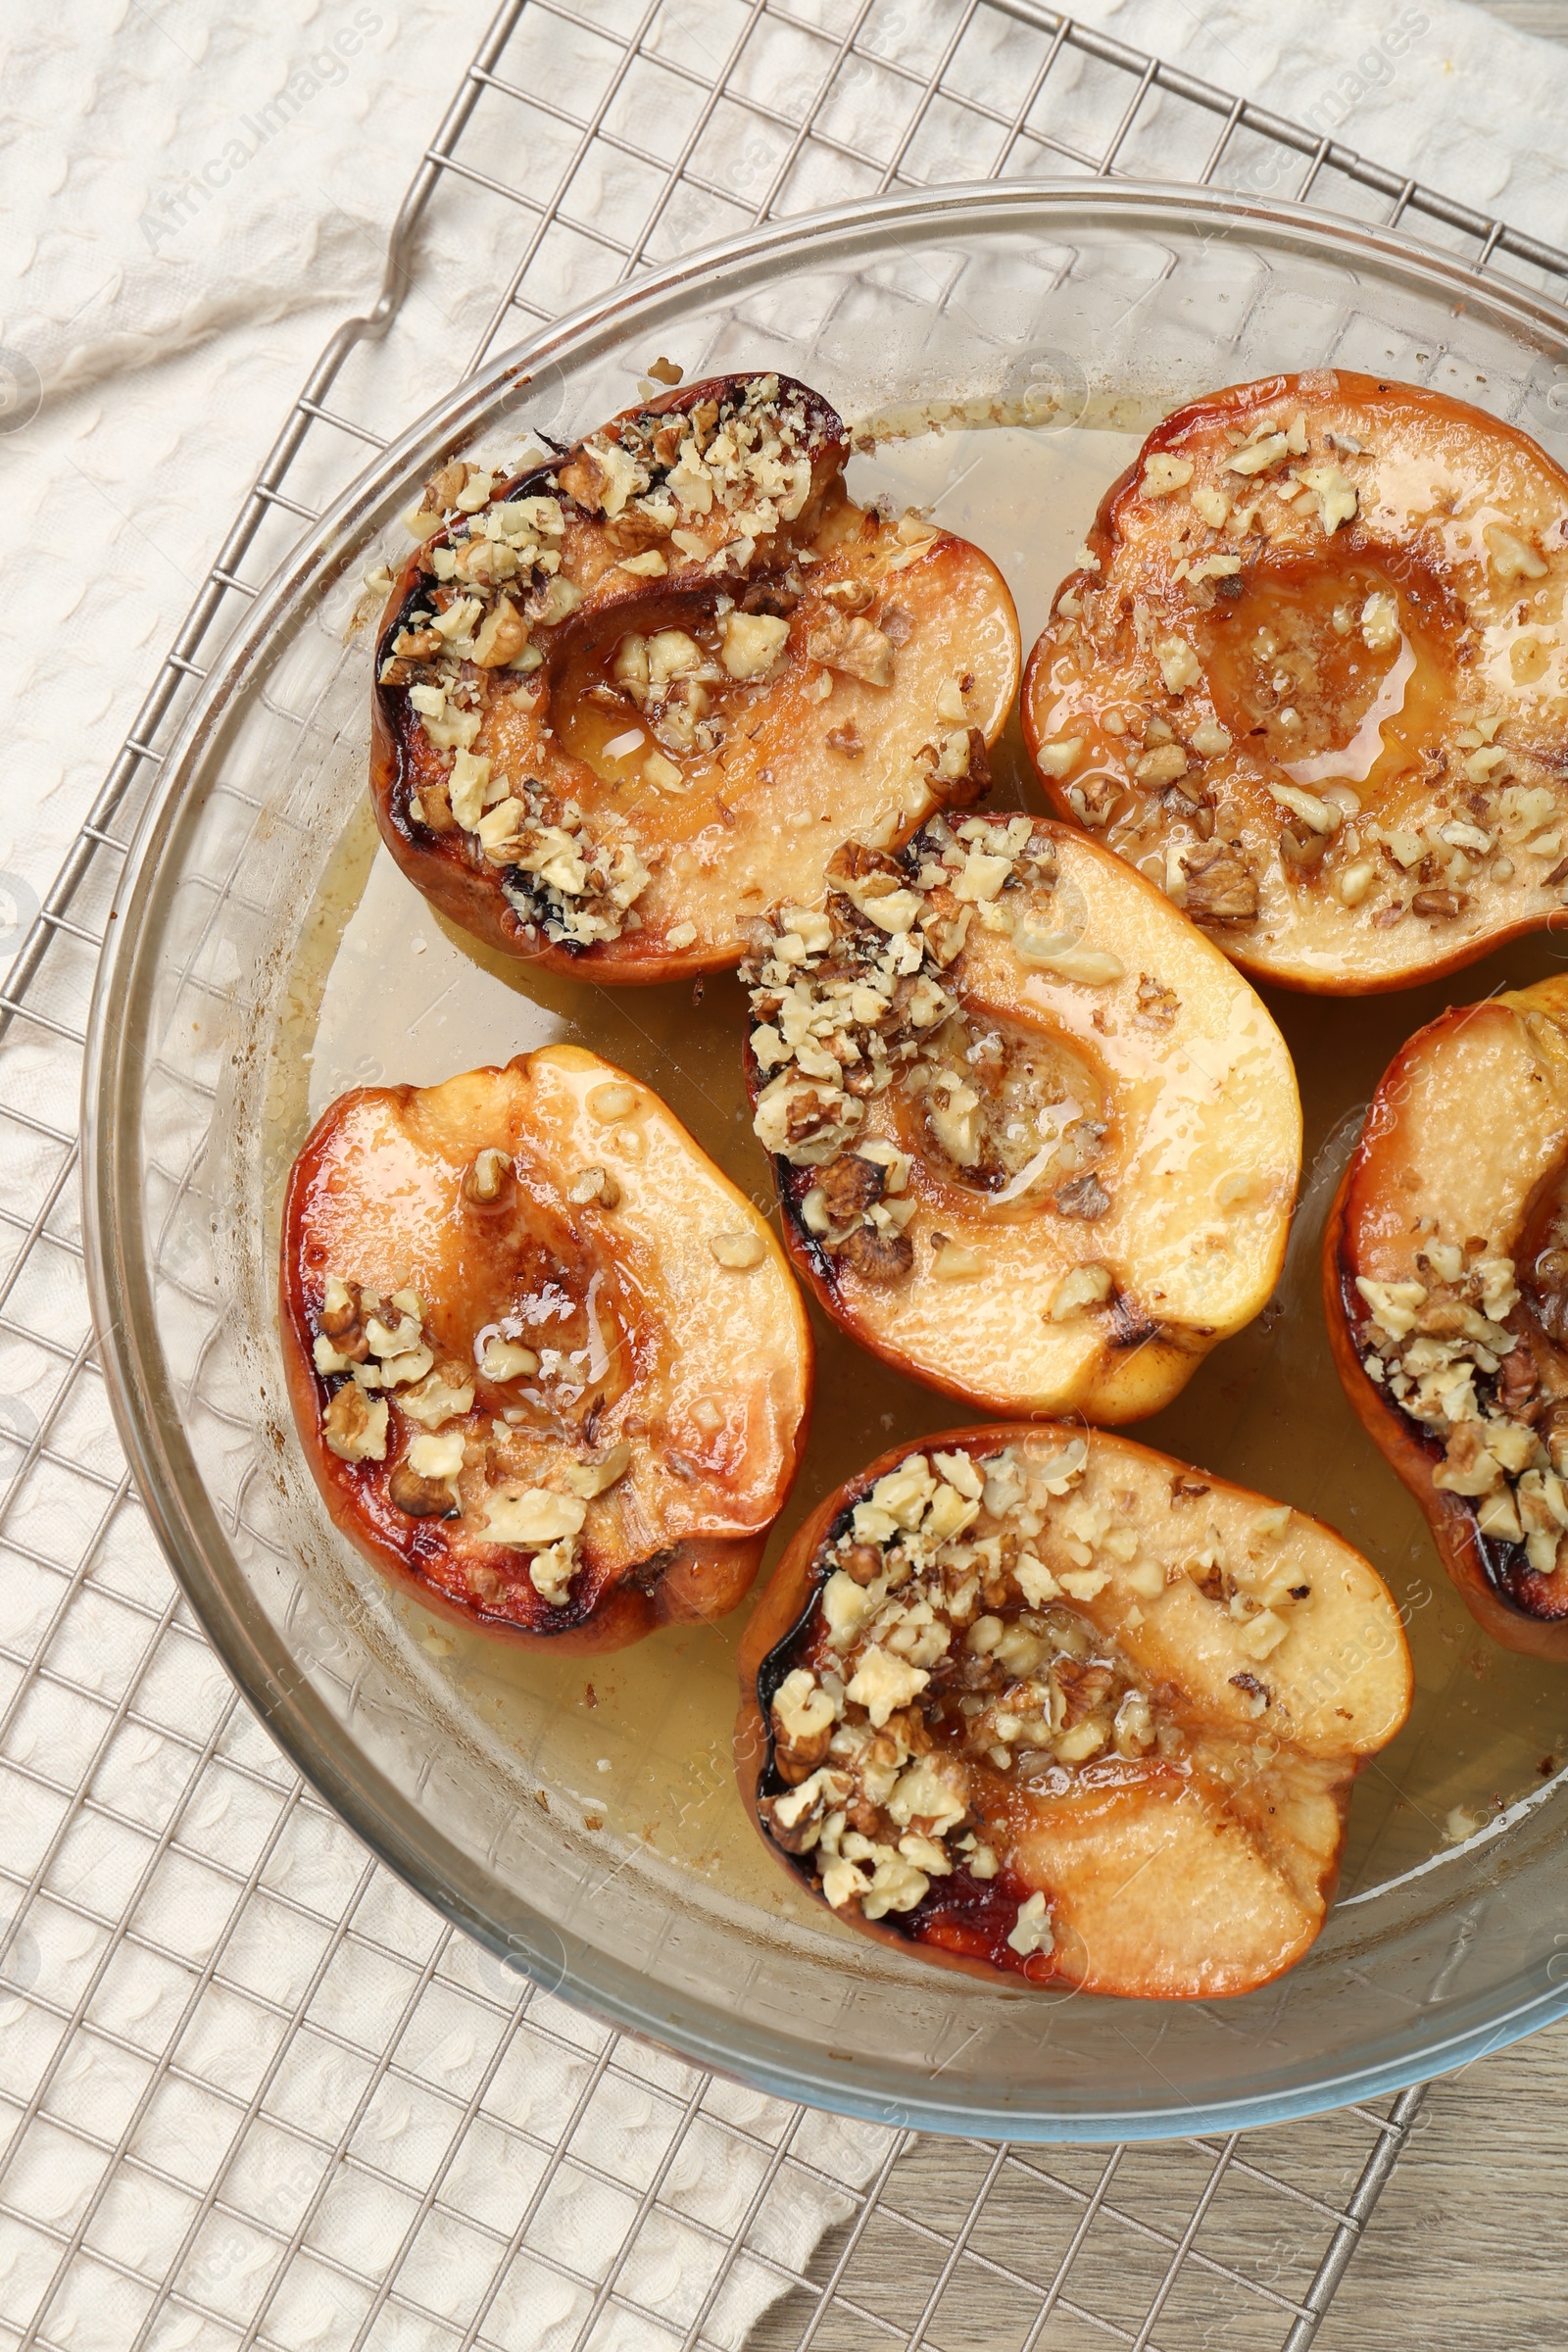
279, 1046, 811, 1651
737, 1425, 1409, 1997
741, 812, 1300, 1420
371, 370, 1019, 979
1023, 369, 1568, 993
1327, 974, 1568, 1659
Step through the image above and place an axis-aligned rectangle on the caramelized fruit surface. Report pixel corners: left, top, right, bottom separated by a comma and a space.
742, 813, 1300, 1420
372, 371, 1019, 980
737, 1425, 1410, 1997
1328, 973, 1568, 1656
1022, 369, 1568, 993
279, 1046, 811, 1650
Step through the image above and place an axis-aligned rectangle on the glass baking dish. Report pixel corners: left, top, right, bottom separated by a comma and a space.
83, 183, 1568, 2139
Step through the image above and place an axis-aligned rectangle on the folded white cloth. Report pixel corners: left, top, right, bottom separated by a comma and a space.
0, 1, 495, 956
2, 0, 1567, 2341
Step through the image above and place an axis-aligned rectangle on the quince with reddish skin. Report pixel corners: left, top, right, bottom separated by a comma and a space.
1024, 370, 1568, 993
280, 1046, 811, 1652
1327, 972, 1568, 1659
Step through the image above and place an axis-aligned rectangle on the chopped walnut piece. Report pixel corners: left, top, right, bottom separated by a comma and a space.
1049, 1262, 1113, 1320
929, 1233, 981, 1281
393, 623, 443, 662
481, 1336, 539, 1382
422, 459, 469, 514
412, 781, 457, 834
390, 1459, 458, 1516
710, 1229, 767, 1270
1006, 1891, 1056, 1959
929, 724, 990, 805
837, 1224, 914, 1286
323, 1383, 389, 1463
761, 1081, 856, 1157
1279, 823, 1331, 870
399, 1361, 477, 1429
1133, 973, 1179, 1029
482, 1487, 587, 1549
319, 1276, 370, 1362
557, 442, 638, 515
463, 1149, 513, 1204
817, 1152, 886, 1222
721, 611, 790, 679
563, 1442, 632, 1499
471, 598, 528, 668
1054, 1655, 1115, 1726
1182, 842, 1259, 924
1498, 1342, 1542, 1421
1230, 1671, 1270, 1718
828, 841, 904, 889
770, 1668, 836, 1784
1142, 452, 1194, 497
806, 611, 895, 687
568, 1165, 621, 1208
587, 1083, 639, 1124
1054, 1172, 1111, 1221
1411, 887, 1465, 920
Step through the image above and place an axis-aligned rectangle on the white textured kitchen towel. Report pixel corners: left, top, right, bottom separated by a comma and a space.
3, 0, 1568, 2344
4, 0, 1568, 967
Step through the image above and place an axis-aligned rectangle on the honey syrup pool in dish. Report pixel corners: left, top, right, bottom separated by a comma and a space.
267, 414, 1568, 1948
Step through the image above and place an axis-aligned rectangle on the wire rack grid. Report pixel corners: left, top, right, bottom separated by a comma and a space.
5, 0, 1567, 2344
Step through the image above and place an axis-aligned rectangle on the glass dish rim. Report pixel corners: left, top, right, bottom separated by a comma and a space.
81, 177, 1568, 2141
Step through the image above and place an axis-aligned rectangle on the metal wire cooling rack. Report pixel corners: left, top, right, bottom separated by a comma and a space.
7, 0, 1568, 2343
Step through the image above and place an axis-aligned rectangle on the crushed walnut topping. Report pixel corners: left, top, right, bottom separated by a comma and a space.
1354, 1243, 1568, 1577
386, 466, 649, 947
487, 781, 655, 951
758, 1441, 1321, 1964
744, 815, 1116, 1279
308, 1271, 633, 1611
605, 591, 804, 773
760, 1441, 1111, 1947
382, 375, 838, 952
386, 478, 569, 696
558, 370, 829, 557
1040, 392, 1568, 939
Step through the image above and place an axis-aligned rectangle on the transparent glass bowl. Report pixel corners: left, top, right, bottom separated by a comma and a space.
84, 185, 1568, 2140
